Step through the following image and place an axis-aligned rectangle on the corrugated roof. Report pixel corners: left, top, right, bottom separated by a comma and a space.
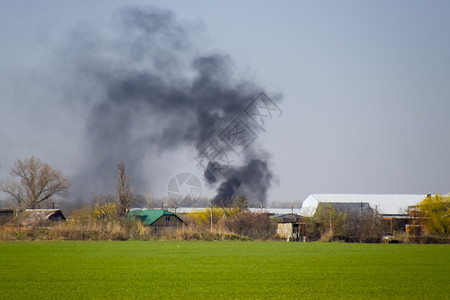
301, 194, 426, 217
128, 209, 176, 225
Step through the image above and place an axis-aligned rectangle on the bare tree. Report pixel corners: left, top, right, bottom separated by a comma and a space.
115, 161, 132, 217
0, 157, 70, 209
234, 196, 249, 211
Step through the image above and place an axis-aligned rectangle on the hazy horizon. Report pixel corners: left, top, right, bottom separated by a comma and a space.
1, 1, 449, 207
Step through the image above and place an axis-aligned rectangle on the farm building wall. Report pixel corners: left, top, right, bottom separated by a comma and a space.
151, 215, 184, 227
277, 223, 293, 238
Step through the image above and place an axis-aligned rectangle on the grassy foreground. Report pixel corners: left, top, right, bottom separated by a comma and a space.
0, 241, 448, 299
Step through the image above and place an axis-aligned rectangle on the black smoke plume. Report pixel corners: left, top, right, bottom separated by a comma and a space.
211, 159, 273, 207
59, 6, 280, 206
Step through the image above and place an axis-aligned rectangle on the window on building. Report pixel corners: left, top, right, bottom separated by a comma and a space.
165, 216, 170, 222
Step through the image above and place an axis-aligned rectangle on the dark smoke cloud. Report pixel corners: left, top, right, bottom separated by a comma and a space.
58, 6, 279, 205
211, 159, 273, 207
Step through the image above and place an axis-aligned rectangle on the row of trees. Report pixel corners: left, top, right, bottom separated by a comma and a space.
305, 195, 449, 242
0, 157, 133, 217
1, 157, 449, 241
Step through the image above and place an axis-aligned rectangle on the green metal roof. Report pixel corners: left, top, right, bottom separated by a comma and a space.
128, 209, 176, 226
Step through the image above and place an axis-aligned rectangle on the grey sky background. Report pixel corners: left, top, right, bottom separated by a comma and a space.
0, 1, 449, 205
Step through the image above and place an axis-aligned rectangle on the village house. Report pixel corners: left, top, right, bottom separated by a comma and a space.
128, 209, 184, 232
7, 209, 66, 227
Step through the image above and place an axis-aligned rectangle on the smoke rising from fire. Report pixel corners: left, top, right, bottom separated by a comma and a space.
58, 6, 280, 206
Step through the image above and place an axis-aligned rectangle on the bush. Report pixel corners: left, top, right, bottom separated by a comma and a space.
185, 207, 240, 229
310, 205, 384, 243
219, 211, 276, 240
405, 236, 450, 244
418, 194, 450, 238
172, 225, 250, 241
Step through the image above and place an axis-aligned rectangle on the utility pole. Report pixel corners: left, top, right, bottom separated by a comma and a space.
329, 204, 333, 235
210, 202, 213, 230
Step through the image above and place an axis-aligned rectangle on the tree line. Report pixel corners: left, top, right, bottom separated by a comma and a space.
0, 157, 135, 217
0, 156, 448, 242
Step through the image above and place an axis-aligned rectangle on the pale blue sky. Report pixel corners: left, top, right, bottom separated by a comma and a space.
0, 1, 449, 205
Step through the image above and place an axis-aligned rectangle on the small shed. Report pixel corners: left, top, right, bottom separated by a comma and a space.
8, 209, 66, 227
273, 214, 306, 241
128, 209, 183, 230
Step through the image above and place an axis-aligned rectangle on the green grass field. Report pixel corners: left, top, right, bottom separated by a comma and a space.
0, 241, 448, 299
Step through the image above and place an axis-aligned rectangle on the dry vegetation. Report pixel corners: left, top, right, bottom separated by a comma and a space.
0, 205, 277, 242
2, 157, 447, 243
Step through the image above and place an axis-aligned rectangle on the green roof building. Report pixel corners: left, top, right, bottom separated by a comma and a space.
128, 209, 184, 227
